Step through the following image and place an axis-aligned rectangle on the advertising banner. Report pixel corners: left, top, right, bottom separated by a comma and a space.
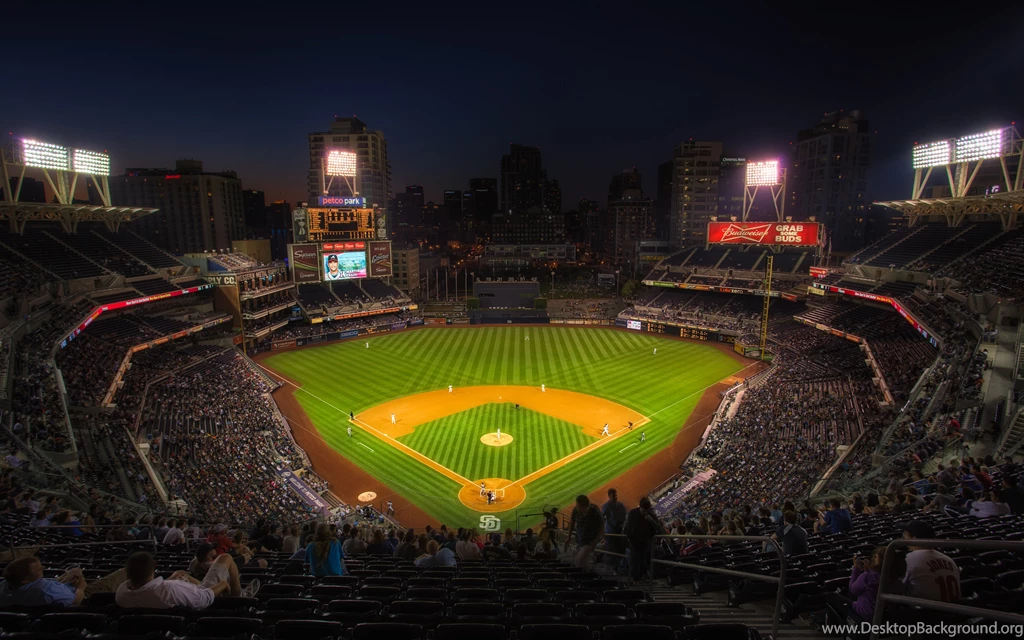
368, 241, 393, 277
626, 320, 643, 331
275, 469, 330, 512
338, 330, 359, 339
410, 318, 424, 326
707, 222, 821, 246
289, 244, 321, 283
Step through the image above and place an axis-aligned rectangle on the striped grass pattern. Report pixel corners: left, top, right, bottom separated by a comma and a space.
398, 403, 596, 481
264, 326, 744, 526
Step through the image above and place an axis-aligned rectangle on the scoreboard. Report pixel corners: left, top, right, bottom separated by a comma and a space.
620, 318, 732, 343
306, 207, 376, 241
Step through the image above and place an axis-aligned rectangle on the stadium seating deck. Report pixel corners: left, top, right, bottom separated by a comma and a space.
132, 278, 180, 295
95, 227, 184, 268
175, 278, 210, 289
846, 227, 915, 264
0, 226, 106, 280
865, 224, 960, 268
297, 284, 340, 309
91, 289, 142, 305
51, 229, 152, 278
361, 278, 405, 300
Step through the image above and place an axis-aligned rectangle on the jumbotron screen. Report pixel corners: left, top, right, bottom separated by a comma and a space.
322, 251, 367, 280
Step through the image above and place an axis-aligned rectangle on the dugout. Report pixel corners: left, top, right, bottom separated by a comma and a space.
472, 281, 540, 308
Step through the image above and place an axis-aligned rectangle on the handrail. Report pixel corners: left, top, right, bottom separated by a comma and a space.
649, 534, 787, 639
9, 538, 159, 553
872, 538, 1024, 640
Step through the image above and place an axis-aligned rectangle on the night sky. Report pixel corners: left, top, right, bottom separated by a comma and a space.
6, 3, 1023, 207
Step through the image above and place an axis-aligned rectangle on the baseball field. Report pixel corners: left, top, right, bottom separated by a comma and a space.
261, 326, 748, 529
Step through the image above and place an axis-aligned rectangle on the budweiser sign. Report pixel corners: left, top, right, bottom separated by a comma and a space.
707, 222, 821, 246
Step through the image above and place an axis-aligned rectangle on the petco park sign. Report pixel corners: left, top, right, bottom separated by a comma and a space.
707, 222, 821, 246
318, 195, 366, 207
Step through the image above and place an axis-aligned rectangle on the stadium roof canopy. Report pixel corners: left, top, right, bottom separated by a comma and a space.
0, 201, 158, 234
876, 192, 1024, 229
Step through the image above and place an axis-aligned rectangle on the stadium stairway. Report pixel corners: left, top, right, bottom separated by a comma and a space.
585, 553, 825, 638
648, 581, 824, 638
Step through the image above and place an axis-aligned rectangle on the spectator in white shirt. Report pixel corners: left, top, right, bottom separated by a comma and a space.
116, 552, 226, 610
902, 521, 961, 603
969, 489, 1011, 519
162, 519, 186, 546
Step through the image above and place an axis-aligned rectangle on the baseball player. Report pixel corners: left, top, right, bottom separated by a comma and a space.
628, 421, 634, 431
479, 482, 487, 497
653, 347, 657, 355
347, 426, 353, 438
496, 427, 502, 442
601, 423, 610, 436
448, 385, 453, 393
386, 500, 394, 516
541, 384, 545, 393
366, 342, 369, 349
640, 431, 646, 443
391, 413, 396, 424
525, 335, 529, 341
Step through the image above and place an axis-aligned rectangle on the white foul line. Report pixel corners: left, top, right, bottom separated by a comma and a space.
358, 442, 375, 452
618, 442, 638, 453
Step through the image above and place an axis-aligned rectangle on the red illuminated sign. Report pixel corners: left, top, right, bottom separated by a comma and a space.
165, 174, 180, 179
707, 222, 821, 246
322, 241, 366, 252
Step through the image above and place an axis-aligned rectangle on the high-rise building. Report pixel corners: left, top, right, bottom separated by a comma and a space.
307, 117, 390, 211
543, 179, 562, 214
110, 159, 244, 254
500, 145, 546, 214
789, 110, 872, 252
490, 211, 565, 244
655, 161, 673, 239
668, 141, 723, 248
392, 244, 420, 293
390, 185, 425, 228
607, 168, 642, 204
242, 189, 266, 234
443, 189, 463, 220
604, 173, 655, 265
266, 200, 291, 260
718, 156, 747, 220
469, 178, 498, 220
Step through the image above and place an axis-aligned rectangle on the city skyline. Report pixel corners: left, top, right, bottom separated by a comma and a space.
4, 5, 1023, 208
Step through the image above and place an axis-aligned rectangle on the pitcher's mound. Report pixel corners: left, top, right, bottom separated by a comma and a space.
481, 432, 513, 446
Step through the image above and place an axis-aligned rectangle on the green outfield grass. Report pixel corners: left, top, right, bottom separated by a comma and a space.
263, 326, 745, 528
398, 403, 596, 481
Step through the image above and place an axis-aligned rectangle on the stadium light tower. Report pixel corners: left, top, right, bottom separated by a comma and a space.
742, 160, 786, 221
910, 126, 1020, 199
1, 135, 113, 206
322, 149, 359, 197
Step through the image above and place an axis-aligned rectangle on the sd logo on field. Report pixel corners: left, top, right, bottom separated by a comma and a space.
479, 515, 501, 532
